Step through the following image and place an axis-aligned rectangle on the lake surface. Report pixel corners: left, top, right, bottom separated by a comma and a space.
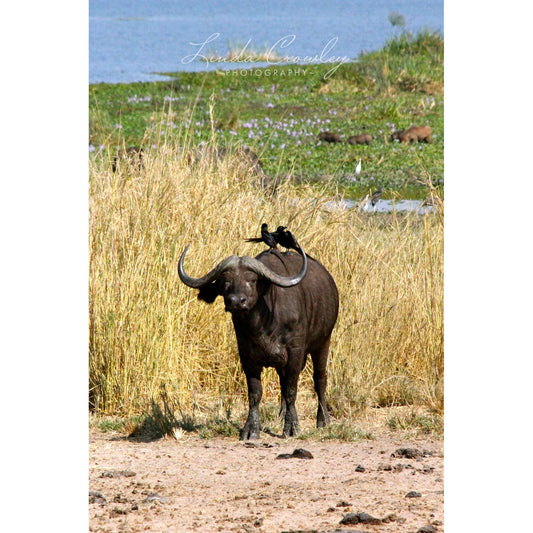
325, 198, 436, 214
89, 0, 443, 84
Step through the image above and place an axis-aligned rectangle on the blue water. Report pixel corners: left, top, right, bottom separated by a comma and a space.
325, 198, 436, 214
90, 0, 443, 84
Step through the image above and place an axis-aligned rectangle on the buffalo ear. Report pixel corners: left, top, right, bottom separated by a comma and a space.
197, 281, 220, 303
257, 278, 270, 296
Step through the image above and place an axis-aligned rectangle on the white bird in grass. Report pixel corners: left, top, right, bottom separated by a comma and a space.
360, 194, 370, 212
355, 158, 362, 176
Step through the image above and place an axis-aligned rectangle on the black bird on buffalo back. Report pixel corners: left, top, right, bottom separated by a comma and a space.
275, 226, 302, 254
245, 223, 277, 250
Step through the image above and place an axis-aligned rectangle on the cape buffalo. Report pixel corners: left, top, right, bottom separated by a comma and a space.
178, 245, 339, 440
317, 131, 342, 143
390, 125, 432, 143
346, 133, 372, 145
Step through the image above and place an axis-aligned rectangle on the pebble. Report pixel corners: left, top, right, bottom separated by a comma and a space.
392, 448, 421, 459
99, 469, 136, 478
336, 500, 352, 507
340, 512, 382, 525
142, 492, 167, 504
392, 448, 432, 459
406, 491, 422, 498
417, 526, 438, 533
283, 530, 364, 533
276, 448, 313, 459
89, 491, 106, 504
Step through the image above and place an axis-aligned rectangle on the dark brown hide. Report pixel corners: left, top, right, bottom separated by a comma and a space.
179, 248, 339, 440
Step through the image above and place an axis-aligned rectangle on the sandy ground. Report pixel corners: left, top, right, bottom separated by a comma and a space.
89, 427, 443, 533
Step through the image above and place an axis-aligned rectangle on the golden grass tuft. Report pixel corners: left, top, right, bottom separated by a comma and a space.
89, 140, 443, 424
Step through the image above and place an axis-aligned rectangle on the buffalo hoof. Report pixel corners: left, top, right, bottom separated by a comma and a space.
281, 422, 300, 438
316, 415, 330, 428
281, 430, 298, 439
316, 407, 330, 428
240, 424, 261, 441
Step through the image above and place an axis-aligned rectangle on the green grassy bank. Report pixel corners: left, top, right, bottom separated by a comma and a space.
90, 30, 443, 199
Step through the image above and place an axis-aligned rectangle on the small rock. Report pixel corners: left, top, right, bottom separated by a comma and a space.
355, 465, 365, 472
110, 507, 128, 516
292, 448, 314, 459
89, 491, 106, 504
377, 463, 392, 471
417, 526, 437, 533
406, 491, 422, 498
382, 513, 399, 523
340, 513, 360, 525
323, 530, 366, 533
276, 448, 313, 460
142, 492, 167, 504
283, 530, 365, 533
340, 512, 381, 525
392, 448, 433, 459
357, 512, 382, 525
100, 470, 136, 478
329, 530, 366, 533
336, 500, 352, 507
392, 448, 421, 459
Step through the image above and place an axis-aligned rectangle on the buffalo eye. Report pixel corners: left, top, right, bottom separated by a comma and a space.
243, 273, 258, 286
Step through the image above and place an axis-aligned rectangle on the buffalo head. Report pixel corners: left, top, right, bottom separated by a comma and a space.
178, 245, 308, 313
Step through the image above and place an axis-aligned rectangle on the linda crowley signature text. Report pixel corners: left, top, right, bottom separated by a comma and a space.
181, 33, 349, 78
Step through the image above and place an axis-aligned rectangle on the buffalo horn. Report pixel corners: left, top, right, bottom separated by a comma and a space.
178, 244, 308, 288
178, 245, 240, 288
241, 248, 308, 287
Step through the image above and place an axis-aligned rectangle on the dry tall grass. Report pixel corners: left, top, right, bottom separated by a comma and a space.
89, 141, 443, 424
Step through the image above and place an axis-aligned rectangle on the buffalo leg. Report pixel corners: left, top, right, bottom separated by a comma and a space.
280, 364, 302, 438
276, 352, 307, 422
240, 370, 263, 440
311, 339, 331, 428
276, 368, 287, 420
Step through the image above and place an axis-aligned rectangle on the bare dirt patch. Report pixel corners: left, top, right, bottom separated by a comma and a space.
89, 428, 443, 533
